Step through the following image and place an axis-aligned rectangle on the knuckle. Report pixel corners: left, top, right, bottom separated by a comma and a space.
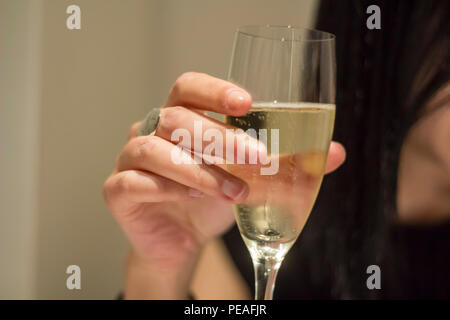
177, 71, 198, 85
133, 135, 160, 161
103, 172, 132, 205
158, 106, 187, 134
171, 72, 196, 96
112, 171, 134, 197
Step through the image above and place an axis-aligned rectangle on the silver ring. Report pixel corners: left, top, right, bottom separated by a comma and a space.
137, 107, 161, 136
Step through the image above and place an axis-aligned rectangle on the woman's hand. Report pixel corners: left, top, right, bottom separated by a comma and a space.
102, 72, 346, 299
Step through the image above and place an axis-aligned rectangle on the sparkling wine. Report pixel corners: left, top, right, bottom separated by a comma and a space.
226, 102, 335, 260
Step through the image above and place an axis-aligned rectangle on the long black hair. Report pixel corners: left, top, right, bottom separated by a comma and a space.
224, 0, 450, 299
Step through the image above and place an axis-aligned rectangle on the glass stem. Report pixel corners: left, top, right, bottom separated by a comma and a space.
253, 257, 282, 300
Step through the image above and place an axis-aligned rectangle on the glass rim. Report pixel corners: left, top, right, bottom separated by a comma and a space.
236, 25, 335, 42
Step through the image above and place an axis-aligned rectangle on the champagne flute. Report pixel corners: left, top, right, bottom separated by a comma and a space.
225, 25, 336, 300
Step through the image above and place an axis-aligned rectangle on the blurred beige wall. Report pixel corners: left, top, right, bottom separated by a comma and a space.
1, 0, 318, 299
0, 0, 42, 299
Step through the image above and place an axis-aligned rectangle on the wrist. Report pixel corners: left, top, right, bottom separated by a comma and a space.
124, 248, 200, 299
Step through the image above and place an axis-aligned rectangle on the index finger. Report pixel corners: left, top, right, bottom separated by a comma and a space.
164, 72, 252, 116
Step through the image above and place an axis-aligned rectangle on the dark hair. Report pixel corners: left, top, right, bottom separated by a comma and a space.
224, 0, 450, 299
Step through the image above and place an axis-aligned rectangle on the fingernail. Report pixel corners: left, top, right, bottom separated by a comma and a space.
222, 179, 247, 200
226, 88, 251, 111
188, 188, 204, 198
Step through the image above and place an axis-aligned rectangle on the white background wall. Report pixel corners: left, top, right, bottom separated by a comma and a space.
0, 0, 318, 299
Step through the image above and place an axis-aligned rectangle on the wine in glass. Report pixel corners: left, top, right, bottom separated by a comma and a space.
225, 25, 336, 300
